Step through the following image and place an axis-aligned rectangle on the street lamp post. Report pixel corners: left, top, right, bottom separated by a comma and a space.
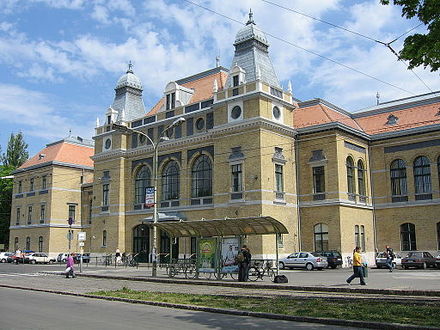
112, 116, 185, 277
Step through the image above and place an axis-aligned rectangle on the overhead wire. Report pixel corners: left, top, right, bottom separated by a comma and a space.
260, 0, 432, 92
182, 0, 415, 95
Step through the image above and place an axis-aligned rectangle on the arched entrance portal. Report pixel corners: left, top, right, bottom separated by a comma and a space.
133, 224, 150, 262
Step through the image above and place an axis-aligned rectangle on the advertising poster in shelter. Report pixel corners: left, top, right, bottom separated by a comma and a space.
198, 238, 216, 273
221, 237, 239, 273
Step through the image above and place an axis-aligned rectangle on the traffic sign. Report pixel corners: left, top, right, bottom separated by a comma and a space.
145, 187, 155, 207
78, 232, 86, 241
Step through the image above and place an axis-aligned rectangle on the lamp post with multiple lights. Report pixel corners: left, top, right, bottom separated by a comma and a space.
112, 116, 185, 276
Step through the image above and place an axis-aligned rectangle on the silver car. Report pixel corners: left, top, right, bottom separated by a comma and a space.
279, 252, 328, 271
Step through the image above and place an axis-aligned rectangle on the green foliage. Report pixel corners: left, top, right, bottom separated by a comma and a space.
0, 165, 14, 247
1, 132, 29, 168
381, 0, 440, 72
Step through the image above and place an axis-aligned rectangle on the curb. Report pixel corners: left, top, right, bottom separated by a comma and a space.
0, 284, 437, 330
57, 272, 440, 297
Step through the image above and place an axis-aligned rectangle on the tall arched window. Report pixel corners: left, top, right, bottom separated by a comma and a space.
102, 230, 107, 247
162, 161, 180, 200
357, 160, 366, 197
414, 156, 431, 199
360, 225, 365, 252
38, 236, 43, 252
25, 237, 30, 251
314, 223, 328, 251
390, 159, 407, 199
346, 157, 355, 199
400, 223, 416, 251
191, 155, 212, 198
135, 166, 151, 204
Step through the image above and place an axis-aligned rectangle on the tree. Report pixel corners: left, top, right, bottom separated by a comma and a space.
1, 132, 29, 168
381, 0, 440, 72
0, 132, 29, 249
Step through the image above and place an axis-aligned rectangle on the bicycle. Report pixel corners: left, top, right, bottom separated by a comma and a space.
248, 260, 275, 281
166, 259, 196, 279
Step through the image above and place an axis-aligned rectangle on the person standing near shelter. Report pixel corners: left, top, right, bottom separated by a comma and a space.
385, 245, 395, 272
237, 245, 251, 282
346, 247, 366, 285
65, 254, 75, 278
115, 248, 121, 264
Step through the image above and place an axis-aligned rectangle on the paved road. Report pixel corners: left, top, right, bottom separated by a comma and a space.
1, 263, 440, 291
0, 287, 351, 330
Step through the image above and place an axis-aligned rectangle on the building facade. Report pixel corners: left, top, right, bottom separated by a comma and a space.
9, 13, 440, 263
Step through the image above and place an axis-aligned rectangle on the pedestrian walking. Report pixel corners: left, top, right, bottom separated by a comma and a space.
237, 245, 251, 282
385, 245, 395, 272
65, 254, 75, 278
346, 247, 366, 285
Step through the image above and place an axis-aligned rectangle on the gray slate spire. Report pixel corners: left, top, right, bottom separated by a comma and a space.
226, 10, 281, 89
111, 63, 146, 122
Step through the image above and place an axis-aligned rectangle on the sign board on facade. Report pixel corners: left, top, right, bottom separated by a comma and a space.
78, 232, 86, 241
79, 242, 85, 247
145, 187, 155, 207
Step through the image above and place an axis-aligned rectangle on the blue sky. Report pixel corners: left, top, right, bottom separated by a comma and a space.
1, 0, 439, 157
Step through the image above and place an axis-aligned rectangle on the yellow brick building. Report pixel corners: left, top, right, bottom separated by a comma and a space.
9, 14, 440, 264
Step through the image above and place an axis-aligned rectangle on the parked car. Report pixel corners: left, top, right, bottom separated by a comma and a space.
25, 252, 55, 264
435, 254, 440, 269
57, 253, 69, 263
11, 250, 34, 263
0, 252, 13, 263
375, 252, 402, 269
314, 250, 343, 269
279, 252, 328, 270
401, 251, 437, 269
73, 253, 90, 264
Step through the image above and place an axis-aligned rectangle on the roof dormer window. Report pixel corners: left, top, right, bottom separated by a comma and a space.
166, 92, 176, 110
233, 75, 239, 87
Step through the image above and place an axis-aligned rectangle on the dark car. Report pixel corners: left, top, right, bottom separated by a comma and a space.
73, 253, 90, 264
435, 255, 440, 269
401, 251, 437, 269
314, 251, 343, 269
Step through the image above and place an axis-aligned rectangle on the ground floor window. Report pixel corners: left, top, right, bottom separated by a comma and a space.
38, 236, 43, 252
25, 237, 30, 250
314, 223, 328, 251
400, 223, 417, 251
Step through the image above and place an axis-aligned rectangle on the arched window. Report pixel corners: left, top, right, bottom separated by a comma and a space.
346, 157, 355, 199
38, 236, 43, 252
162, 161, 180, 200
102, 230, 107, 247
25, 237, 30, 251
400, 223, 416, 251
360, 225, 365, 252
357, 160, 366, 196
191, 155, 212, 198
135, 166, 151, 204
314, 223, 328, 251
390, 159, 407, 197
413, 156, 431, 199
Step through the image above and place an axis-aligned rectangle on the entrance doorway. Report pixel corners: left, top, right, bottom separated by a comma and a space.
133, 224, 150, 262
160, 230, 178, 263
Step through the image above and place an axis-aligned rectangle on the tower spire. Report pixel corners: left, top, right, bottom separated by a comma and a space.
246, 8, 255, 25
127, 60, 133, 74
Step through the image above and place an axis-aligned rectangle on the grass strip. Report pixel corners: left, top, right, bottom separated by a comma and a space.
90, 288, 440, 327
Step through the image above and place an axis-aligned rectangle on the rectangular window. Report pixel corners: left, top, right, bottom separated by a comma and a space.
89, 199, 93, 224
103, 171, 110, 179
42, 175, 47, 190
360, 225, 366, 252
147, 128, 154, 145
38, 237, 43, 252
16, 208, 20, 225
68, 205, 75, 222
233, 75, 239, 87
355, 225, 360, 248
275, 164, 284, 192
166, 92, 176, 110
30, 178, 34, 191
166, 94, 170, 110
231, 164, 243, 192
18, 181, 22, 193
102, 184, 109, 206
313, 166, 325, 193
186, 118, 194, 136
171, 92, 175, 109
40, 205, 45, 223
27, 206, 32, 224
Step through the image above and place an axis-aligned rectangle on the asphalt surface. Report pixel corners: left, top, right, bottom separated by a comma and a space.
0, 287, 351, 330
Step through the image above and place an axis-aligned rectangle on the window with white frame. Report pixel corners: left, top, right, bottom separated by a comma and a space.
40, 205, 45, 224
231, 164, 243, 193
102, 230, 107, 247
102, 184, 109, 206
314, 223, 328, 251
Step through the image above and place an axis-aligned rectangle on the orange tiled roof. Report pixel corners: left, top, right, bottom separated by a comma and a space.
354, 102, 440, 135
19, 140, 94, 170
146, 69, 228, 116
294, 102, 362, 131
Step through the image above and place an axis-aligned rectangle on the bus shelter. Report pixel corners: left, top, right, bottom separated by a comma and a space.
150, 216, 288, 280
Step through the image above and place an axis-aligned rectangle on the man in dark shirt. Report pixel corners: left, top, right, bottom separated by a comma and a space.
238, 245, 251, 282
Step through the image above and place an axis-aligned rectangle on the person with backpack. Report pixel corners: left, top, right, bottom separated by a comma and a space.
237, 245, 251, 282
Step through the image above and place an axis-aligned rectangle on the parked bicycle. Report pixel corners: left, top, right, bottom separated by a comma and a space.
166, 259, 196, 279
248, 260, 275, 281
